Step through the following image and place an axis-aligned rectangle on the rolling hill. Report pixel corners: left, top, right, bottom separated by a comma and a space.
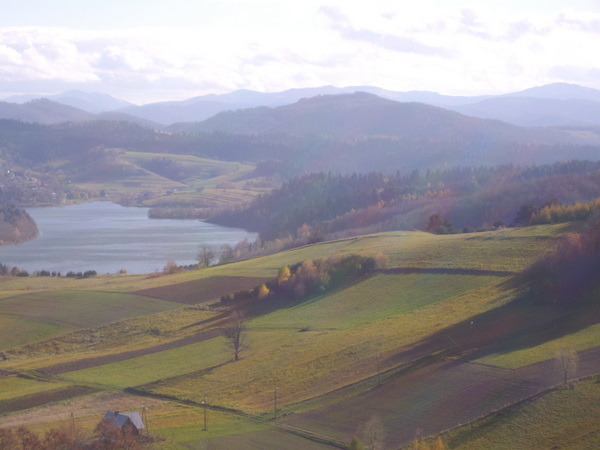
0, 223, 597, 448
7, 82, 600, 127
172, 92, 556, 140
452, 96, 600, 127
4, 90, 133, 113
0, 98, 158, 127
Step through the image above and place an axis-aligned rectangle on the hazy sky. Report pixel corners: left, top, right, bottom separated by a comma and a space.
2, 0, 600, 104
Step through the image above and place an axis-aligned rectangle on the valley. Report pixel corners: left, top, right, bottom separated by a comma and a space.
0, 85, 599, 448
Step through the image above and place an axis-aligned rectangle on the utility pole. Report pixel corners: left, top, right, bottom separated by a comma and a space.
70, 412, 75, 438
142, 406, 149, 436
202, 398, 207, 431
376, 354, 381, 386
274, 387, 278, 420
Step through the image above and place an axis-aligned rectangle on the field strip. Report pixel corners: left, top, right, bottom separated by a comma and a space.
383, 267, 516, 277
37, 328, 224, 375
279, 347, 600, 448
123, 387, 347, 448
0, 385, 99, 415
275, 423, 348, 448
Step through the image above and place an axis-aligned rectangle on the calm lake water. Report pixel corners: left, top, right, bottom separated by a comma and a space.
0, 202, 257, 274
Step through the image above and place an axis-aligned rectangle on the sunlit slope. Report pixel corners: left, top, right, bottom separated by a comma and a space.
0, 224, 568, 295
0, 223, 586, 449
30, 226, 568, 410
0, 290, 181, 350
73, 150, 264, 207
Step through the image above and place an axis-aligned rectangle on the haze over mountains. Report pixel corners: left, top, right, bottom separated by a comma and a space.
3, 82, 600, 128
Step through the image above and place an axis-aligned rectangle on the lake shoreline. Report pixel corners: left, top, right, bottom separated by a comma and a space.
0, 202, 256, 274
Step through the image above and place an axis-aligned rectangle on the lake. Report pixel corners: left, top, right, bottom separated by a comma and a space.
0, 202, 257, 274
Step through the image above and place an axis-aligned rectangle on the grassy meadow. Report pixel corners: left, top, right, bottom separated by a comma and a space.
0, 223, 598, 448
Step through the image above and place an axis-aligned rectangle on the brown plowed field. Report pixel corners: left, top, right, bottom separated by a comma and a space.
280, 347, 600, 448
134, 275, 268, 304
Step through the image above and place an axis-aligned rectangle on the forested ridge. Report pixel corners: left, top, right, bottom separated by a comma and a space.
0, 204, 38, 244
210, 161, 600, 241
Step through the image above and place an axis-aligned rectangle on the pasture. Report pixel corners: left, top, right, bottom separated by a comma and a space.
0, 223, 597, 448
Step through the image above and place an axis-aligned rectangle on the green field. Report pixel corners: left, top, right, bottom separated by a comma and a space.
0, 315, 68, 351
0, 291, 179, 329
0, 223, 597, 448
476, 321, 600, 369
61, 338, 229, 389
72, 150, 268, 208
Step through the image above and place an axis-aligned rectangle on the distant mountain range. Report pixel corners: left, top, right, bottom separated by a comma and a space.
3, 82, 600, 128
0, 98, 159, 128
172, 92, 568, 143
5, 89, 133, 113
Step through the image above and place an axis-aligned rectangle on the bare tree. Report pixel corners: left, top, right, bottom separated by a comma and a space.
359, 415, 386, 450
218, 244, 235, 264
224, 309, 247, 361
197, 244, 217, 268
555, 347, 579, 385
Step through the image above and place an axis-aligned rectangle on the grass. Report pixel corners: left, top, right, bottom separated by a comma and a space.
0, 224, 567, 296
440, 375, 600, 449
0, 315, 68, 351
0, 376, 71, 402
13, 400, 272, 450
145, 403, 271, 449
0, 291, 179, 329
142, 277, 517, 414
0, 223, 590, 447
476, 321, 600, 369
59, 337, 230, 389
73, 150, 264, 208
250, 272, 503, 329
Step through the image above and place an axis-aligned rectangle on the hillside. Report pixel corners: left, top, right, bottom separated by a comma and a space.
0, 205, 38, 245
6, 83, 600, 128
0, 99, 158, 127
0, 223, 597, 448
452, 97, 600, 127
5, 90, 134, 113
209, 162, 600, 242
176, 92, 570, 142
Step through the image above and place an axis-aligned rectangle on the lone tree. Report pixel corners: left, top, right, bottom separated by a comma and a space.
426, 214, 454, 234
555, 347, 579, 385
359, 415, 386, 450
224, 309, 247, 361
198, 244, 217, 268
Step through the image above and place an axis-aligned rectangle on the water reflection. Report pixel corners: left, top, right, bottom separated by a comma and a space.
0, 202, 256, 274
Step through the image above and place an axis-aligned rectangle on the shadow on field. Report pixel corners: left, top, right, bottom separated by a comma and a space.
403, 287, 600, 367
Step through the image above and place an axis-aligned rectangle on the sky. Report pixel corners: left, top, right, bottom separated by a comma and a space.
1, 0, 600, 104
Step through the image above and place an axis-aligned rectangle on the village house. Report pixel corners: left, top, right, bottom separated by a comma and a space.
102, 411, 145, 435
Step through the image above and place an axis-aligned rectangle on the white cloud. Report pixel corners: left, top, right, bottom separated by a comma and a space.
1, 2, 600, 102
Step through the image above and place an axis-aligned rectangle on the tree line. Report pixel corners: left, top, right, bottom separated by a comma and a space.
209, 161, 600, 242
517, 217, 600, 308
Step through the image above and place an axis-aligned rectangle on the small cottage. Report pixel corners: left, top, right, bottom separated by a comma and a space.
102, 411, 145, 435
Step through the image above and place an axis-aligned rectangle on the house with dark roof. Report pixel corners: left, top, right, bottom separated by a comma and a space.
102, 411, 145, 435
